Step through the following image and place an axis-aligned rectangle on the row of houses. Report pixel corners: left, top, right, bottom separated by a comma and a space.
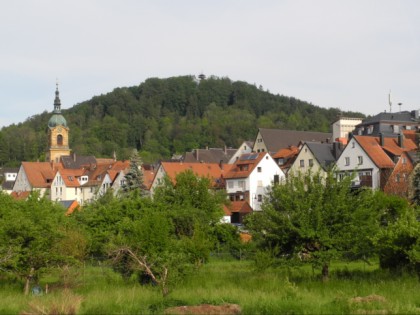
2, 86, 420, 223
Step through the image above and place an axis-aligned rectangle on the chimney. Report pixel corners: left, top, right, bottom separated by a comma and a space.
73, 152, 77, 162
196, 149, 199, 161
219, 159, 224, 170
398, 133, 404, 148
379, 133, 385, 146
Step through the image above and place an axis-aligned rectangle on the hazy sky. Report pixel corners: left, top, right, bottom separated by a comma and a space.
1, 0, 419, 128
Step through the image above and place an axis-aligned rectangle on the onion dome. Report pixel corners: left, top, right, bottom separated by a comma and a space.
48, 83, 67, 128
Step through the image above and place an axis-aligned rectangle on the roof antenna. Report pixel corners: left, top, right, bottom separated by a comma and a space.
388, 90, 392, 113
398, 102, 402, 113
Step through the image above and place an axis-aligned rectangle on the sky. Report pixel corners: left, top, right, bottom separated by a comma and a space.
1, 0, 420, 128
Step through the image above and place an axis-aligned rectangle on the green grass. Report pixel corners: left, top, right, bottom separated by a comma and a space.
1, 259, 420, 314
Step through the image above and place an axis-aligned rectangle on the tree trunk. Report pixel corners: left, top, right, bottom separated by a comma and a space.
24, 268, 35, 295
322, 263, 329, 282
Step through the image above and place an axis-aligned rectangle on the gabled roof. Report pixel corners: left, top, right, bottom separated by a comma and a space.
257, 128, 332, 153
21, 162, 56, 188
160, 162, 225, 186
224, 152, 267, 179
305, 142, 337, 170
353, 135, 416, 169
183, 148, 237, 164
223, 201, 253, 216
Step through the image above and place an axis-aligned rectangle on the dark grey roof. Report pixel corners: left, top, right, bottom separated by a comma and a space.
183, 148, 237, 164
59, 200, 76, 209
1, 181, 15, 191
358, 111, 415, 126
1, 168, 19, 174
306, 142, 337, 170
258, 128, 332, 153
61, 155, 97, 169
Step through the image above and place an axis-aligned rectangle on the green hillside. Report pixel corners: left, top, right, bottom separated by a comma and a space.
0, 75, 364, 166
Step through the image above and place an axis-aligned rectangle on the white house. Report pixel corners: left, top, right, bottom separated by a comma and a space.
224, 152, 285, 211
335, 134, 417, 190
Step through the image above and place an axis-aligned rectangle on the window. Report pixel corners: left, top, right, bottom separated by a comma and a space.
257, 167, 262, 172
57, 134, 63, 145
358, 156, 363, 165
402, 157, 407, 165
352, 142, 355, 148
300, 159, 304, 168
257, 194, 263, 202
257, 180, 263, 187
309, 159, 314, 167
278, 158, 284, 166
238, 180, 245, 189
345, 157, 350, 166
75, 188, 77, 194
228, 181, 234, 189
396, 174, 401, 183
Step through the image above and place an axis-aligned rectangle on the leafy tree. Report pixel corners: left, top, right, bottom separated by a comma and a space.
0, 192, 83, 294
245, 170, 379, 280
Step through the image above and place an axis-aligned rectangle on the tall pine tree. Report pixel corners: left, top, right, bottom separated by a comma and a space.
121, 149, 146, 196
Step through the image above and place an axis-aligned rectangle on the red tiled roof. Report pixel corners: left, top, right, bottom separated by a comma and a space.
161, 162, 224, 185
228, 201, 253, 213
224, 152, 267, 179
354, 135, 417, 169
65, 200, 80, 215
10, 191, 31, 200
22, 162, 56, 188
143, 168, 156, 190
272, 146, 299, 159
58, 168, 84, 187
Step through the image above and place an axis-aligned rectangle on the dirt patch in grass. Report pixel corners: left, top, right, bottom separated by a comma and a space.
349, 294, 387, 304
164, 303, 241, 315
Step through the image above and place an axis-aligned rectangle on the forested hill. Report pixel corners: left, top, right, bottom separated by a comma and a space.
0, 75, 364, 166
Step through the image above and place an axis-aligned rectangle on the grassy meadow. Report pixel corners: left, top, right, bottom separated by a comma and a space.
1, 258, 420, 314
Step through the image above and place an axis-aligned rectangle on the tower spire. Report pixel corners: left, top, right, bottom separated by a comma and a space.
54, 80, 61, 113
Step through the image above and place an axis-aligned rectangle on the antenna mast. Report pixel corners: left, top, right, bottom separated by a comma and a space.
388, 90, 392, 113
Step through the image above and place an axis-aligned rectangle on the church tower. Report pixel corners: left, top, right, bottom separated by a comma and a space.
46, 84, 71, 163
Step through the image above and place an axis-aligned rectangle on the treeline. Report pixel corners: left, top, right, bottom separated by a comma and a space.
0, 75, 364, 166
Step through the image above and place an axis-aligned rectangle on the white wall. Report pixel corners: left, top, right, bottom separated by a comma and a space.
335, 137, 380, 189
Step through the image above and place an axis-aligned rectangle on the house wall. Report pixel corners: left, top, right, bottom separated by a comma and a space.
250, 154, 284, 211
383, 153, 413, 198
335, 137, 380, 189
12, 166, 31, 192
228, 142, 253, 164
149, 165, 166, 196
252, 131, 268, 153
332, 117, 362, 140
288, 144, 326, 177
